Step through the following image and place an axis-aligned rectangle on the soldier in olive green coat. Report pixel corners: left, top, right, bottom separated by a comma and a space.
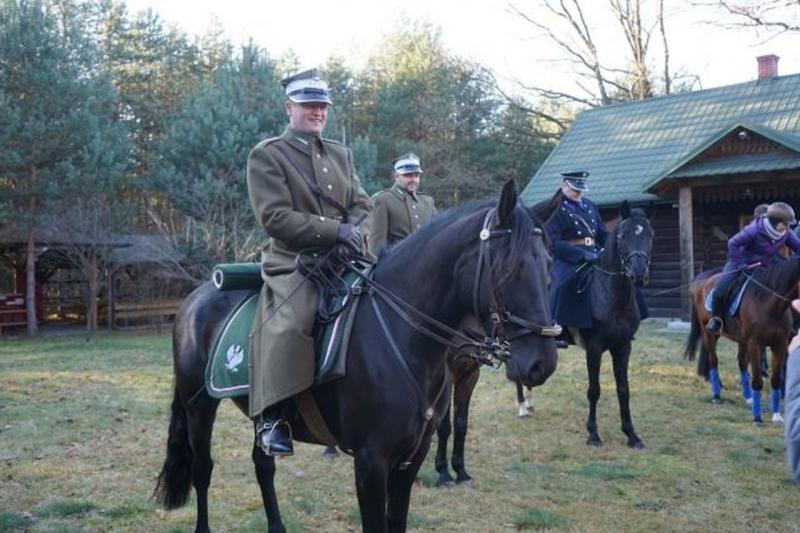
368, 152, 436, 256
247, 69, 371, 456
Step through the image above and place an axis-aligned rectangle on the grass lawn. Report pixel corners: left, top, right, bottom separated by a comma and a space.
0, 321, 796, 532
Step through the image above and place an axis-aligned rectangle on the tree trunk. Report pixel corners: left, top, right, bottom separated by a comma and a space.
107, 266, 114, 331
87, 252, 98, 332
25, 195, 38, 337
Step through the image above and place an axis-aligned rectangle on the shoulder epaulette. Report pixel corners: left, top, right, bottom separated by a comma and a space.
256, 136, 282, 149
321, 137, 345, 147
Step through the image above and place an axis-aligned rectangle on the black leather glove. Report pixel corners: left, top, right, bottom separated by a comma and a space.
582, 250, 600, 264
331, 242, 357, 263
336, 223, 362, 253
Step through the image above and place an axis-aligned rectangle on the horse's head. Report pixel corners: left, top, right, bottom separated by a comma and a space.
615, 200, 654, 286
460, 180, 559, 388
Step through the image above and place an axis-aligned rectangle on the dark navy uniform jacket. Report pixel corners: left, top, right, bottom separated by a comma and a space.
545, 192, 608, 328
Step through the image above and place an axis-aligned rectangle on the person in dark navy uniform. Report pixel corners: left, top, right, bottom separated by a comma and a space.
545, 171, 608, 347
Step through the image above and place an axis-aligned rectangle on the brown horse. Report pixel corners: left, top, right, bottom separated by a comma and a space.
684, 258, 800, 423
432, 354, 534, 487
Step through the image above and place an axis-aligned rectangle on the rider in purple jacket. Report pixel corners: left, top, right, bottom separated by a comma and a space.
708, 202, 800, 334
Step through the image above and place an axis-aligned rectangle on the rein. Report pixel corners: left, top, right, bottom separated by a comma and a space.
345, 207, 561, 369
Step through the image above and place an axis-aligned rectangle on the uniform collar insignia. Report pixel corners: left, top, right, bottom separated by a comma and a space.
391, 183, 417, 201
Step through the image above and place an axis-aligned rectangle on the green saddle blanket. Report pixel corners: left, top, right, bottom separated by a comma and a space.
205, 265, 369, 399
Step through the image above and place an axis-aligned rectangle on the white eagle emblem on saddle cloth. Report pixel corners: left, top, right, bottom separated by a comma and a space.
225, 344, 245, 372
205, 264, 370, 399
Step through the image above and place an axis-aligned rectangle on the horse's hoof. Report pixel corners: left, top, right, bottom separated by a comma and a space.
322, 448, 339, 459
435, 479, 455, 489
518, 405, 531, 418
628, 439, 646, 449
745, 398, 753, 407
586, 436, 603, 447
772, 413, 784, 424
455, 476, 474, 487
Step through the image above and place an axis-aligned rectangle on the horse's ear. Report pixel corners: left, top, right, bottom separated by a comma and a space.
620, 200, 631, 220
497, 179, 518, 227
529, 189, 561, 224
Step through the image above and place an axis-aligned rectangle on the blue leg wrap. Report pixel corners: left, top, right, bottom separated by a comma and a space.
771, 388, 781, 414
752, 390, 762, 420
709, 368, 722, 398
740, 371, 752, 400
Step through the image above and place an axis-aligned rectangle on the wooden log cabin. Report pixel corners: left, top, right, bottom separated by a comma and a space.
521, 55, 800, 319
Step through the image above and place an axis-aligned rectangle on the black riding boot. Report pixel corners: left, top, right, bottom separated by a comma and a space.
707, 287, 725, 334
255, 401, 293, 456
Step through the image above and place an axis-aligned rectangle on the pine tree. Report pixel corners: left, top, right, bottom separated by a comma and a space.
0, 0, 130, 334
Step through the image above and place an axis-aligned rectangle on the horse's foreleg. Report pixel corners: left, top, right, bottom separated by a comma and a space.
516, 380, 531, 417
252, 441, 285, 533
186, 401, 219, 533
704, 335, 722, 402
451, 366, 479, 484
355, 449, 389, 533
387, 441, 430, 533
737, 345, 753, 405
610, 341, 644, 449
585, 347, 603, 446
770, 342, 788, 423
747, 339, 765, 424
434, 403, 454, 487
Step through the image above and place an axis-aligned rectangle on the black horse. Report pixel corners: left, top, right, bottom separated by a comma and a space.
153, 181, 561, 533
572, 201, 653, 447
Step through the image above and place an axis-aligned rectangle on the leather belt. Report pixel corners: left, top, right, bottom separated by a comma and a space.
570, 237, 595, 246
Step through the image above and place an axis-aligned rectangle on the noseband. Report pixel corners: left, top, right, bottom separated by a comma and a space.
468, 208, 562, 367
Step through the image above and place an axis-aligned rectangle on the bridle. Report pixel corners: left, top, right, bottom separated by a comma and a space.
594, 217, 652, 280
468, 207, 562, 366
329, 204, 561, 369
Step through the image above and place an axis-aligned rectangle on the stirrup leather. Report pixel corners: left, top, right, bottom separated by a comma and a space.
256, 418, 293, 456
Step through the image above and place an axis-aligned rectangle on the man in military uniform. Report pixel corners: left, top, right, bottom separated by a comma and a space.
246, 69, 372, 456
545, 171, 607, 347
368, 152, 436, 256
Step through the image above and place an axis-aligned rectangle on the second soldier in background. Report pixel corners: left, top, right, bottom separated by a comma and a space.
369, 152, 436, 256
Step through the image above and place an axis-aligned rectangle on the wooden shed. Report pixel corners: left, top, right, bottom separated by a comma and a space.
521, 56, 800, 319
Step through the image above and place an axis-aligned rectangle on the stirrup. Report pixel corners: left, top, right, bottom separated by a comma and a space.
256, 418, 294, 456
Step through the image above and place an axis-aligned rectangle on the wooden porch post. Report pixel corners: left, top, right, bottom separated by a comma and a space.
107, 266, 114, 331
678, 185, 694, 320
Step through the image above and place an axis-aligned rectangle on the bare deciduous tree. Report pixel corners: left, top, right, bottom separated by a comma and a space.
508, 0, 687, 125
701, 1, 800, 35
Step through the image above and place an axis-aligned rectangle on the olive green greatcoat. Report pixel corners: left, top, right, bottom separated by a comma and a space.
247, 127, 371, 416
368, 183, 437, 256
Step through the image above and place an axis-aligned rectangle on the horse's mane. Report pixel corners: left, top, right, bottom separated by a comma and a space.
749, 255, 800, 300
377, 198, 540, 283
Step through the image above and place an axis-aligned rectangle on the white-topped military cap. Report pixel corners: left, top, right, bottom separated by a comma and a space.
281, 68, 332, 104
393, 152, 423, 174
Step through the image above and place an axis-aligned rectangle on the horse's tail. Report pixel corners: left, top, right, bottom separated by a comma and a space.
152, 386, 193, 509
683, 304, 701, 362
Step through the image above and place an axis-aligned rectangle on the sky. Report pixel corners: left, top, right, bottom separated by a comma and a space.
123, 0, 800, 97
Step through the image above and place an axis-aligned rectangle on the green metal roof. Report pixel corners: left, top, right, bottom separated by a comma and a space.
521, 74, 800, 207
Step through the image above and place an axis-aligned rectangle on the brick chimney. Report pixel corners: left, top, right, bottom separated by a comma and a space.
757, 54, 779, 79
